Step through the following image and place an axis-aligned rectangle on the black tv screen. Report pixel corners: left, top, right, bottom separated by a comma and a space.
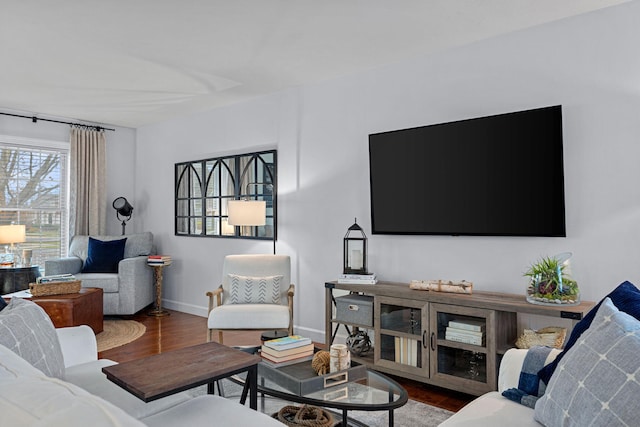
369, 105, 566, 237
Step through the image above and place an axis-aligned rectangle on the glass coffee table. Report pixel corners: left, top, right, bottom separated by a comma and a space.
232, 354, 408, 427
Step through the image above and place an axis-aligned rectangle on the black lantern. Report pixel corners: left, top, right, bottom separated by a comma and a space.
343, 218, 368, 275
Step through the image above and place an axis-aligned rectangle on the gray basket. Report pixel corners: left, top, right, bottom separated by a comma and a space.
335, 294, 373, 327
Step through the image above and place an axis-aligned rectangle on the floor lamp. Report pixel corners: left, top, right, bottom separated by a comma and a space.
228, 188, 283, 341
112, 197, 134, 235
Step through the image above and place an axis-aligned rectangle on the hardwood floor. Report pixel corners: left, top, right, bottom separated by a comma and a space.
99, 308, 474, 412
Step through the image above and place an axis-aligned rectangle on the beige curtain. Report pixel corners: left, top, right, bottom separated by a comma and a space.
69, 128, 107, 237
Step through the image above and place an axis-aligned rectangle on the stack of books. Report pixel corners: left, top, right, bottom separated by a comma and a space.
445, 319, 485, 346
147, 255, 172, 266
36, 274, 76, 284
260, 335, 314, 366
337, 273, 377, 284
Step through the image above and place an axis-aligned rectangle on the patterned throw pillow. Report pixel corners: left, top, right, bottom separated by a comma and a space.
534, 298, 640, 426
227, 274, 283, 304
0, 298, 65, 379
538, 281, 640, 384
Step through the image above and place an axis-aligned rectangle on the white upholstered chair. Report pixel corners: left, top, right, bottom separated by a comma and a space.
206, 254, 294, 344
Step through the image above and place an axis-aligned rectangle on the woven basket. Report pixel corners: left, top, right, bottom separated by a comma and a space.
515, 326, 567, 349
29, 280, 82, 297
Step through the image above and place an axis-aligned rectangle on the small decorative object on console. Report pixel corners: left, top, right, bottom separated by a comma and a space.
409, 279, 473, 294
343, 219, 368, 275
346, 330, 371, 356
524, 252, 579, 306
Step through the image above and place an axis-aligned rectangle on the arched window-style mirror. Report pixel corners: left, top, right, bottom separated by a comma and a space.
175, 150, 276, 240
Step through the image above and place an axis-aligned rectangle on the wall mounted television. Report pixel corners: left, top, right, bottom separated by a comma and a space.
369, 105, 566, 237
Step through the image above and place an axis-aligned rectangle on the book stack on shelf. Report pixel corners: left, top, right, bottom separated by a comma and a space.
337, 273, 377, 284
445, 319, 485, 346
394, 337, 419, 367
147, 255, 172, 266
260, 335, 314, 367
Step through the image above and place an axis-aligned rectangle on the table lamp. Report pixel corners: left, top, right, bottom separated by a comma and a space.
0, 224, 26, 266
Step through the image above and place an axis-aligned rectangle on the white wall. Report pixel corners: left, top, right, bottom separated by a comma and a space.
136, 2, 640, 342
0, 114, 137, 237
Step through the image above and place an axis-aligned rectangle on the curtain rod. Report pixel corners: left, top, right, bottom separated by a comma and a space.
0, 112, 115, 132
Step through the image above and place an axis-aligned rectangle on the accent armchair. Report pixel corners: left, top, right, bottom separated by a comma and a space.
45, 232, 154, 315
206, 254, 294, 344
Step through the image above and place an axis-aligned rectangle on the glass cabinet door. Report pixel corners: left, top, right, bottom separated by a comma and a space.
375, 296, 429, 378
429, 303, 496, 394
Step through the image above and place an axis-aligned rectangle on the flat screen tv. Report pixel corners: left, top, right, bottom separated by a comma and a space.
369, 105, 566, 237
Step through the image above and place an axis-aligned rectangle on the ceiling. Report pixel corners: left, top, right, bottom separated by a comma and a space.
0, 0, 629, 128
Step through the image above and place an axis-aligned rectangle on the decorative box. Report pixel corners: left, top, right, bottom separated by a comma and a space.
334, 294, 373, 327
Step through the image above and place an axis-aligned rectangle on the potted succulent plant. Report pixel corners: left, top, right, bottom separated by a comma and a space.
524, 253, 580, 305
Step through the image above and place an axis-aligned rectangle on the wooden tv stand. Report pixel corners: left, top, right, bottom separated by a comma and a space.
325, 281, 594, 396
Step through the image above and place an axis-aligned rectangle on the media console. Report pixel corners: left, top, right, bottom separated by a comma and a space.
325, 281, 594, 396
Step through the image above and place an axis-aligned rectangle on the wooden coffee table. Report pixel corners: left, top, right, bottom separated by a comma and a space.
102, 342, 261, 409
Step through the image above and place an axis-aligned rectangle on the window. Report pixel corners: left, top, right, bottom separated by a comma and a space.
175, 150, 276, 239
0, 136, 69, 269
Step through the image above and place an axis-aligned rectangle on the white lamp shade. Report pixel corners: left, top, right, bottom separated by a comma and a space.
227, 200, 266, 226
0, 224, 26, 244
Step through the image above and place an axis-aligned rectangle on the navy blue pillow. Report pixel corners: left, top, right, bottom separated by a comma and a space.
82, 237, 127, 273
538, 280, 640, 384
0, 297, 7, 311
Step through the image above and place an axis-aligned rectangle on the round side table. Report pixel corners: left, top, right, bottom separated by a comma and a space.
147, 262, 170, 317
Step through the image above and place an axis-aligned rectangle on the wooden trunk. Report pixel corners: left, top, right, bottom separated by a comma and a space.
28, 287, 104, 334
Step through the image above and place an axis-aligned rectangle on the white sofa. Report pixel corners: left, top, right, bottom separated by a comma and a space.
439, 348, 561, 427
0, 302, 282, 427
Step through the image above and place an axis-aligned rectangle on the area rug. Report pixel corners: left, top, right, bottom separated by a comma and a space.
190, 380, 453, 427
96, 320, 146, 352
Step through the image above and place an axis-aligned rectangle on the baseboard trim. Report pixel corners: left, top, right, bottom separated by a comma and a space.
161, 298, 326, 343
162, 299, 208, 317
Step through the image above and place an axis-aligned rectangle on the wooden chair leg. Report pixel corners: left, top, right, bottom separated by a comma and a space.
218, 331, 224, 344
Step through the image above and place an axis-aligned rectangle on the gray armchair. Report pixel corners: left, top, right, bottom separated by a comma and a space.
45, 232, 154, 315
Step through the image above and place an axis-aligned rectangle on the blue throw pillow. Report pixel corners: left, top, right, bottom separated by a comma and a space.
82, 237, 127, 273
538, 280, 640, 384
0, 297, 7, 311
